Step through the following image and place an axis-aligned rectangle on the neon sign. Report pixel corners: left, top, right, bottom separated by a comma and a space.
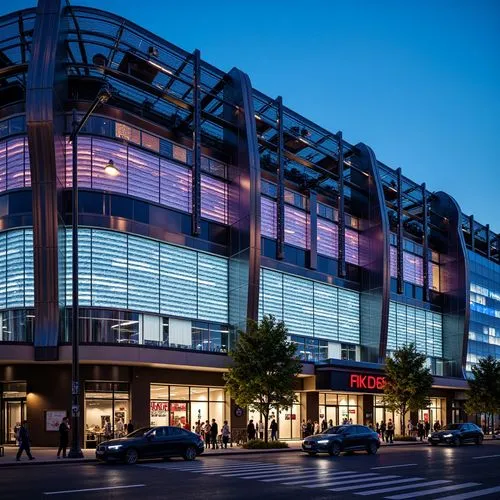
349, 374, 386, 390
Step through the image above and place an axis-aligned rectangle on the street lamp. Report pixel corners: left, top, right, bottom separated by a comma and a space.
67, 84, 115, 458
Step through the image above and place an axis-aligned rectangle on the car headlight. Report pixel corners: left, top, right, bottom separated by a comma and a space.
107, 445, 123, 450
317, 439, 330, 445
443, 434, 452, 438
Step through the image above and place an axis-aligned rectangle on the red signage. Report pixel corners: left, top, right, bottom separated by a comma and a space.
349, 374, 386, 390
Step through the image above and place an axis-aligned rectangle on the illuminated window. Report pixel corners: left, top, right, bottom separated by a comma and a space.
115, 123, 140, 144
172, 144, 187, 163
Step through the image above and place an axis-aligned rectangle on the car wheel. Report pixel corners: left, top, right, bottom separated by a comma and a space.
329, 442, 341, 457
453, 436, 461, 447
475, 435, 484, 445
125, 448, 138, 465
183, 446, 197, 461
367, 441, 378, 455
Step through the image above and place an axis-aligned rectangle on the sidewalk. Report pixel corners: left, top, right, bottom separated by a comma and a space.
0, 439, 431, 467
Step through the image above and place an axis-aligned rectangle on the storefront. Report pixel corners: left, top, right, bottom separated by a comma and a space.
150, 384, 229, 432
318, 393, 362, 427
1, 382, 27, 444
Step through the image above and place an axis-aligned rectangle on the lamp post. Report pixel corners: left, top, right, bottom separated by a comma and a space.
68, 85, 114, 458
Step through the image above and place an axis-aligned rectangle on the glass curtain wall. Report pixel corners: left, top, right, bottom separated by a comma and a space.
318, 393, 361, 430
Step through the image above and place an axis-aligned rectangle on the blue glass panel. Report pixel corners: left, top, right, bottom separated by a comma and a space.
24, 230, 34, 306
338, 288, 360, 344
6, 230, 25, 307
260, 269, 283, 321
313, 283, 338, 340
197, 253, 228, 323
283, 274, 313, 337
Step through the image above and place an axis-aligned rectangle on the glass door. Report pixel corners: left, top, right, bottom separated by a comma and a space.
170, 402, 189, 428
4, 400, 25, 444
326, 406, 338, 427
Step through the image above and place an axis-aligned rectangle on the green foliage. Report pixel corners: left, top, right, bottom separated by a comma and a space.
383, 344, 433, 435
224, 315, 303, 442
465, 355, 500, 417
242, 439, 289, 449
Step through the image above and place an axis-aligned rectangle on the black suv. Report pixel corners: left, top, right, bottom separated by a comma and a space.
429, 423, 484, 446
302, 425, 380, 456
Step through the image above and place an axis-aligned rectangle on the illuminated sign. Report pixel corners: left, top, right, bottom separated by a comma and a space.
349, 374, 386, 390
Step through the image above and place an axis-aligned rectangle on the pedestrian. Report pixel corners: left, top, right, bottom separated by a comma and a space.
204, 420, 212, 449
313, 421, 320, 434
127, 419, 134, 434
222, 420, 230, 449
380, 421, 386, 442
194, 421, 201, 435
321, 419, 327, 432
104, 417, 112, 440
376, 422, 380, 437
301, 420, 307, 439
210, 418, 218, 449
57, 416, 70, 458
270, 419, 278, 441
434, 420, 441, 432
259, 420, 264, 440
306, 419, 313, 437
247, 419, 256, 441
16, 420, 34, 461
417, 421, 424, 441
328, 419, 333, 428
424, 420, 430, 438
386, 419, 394, 444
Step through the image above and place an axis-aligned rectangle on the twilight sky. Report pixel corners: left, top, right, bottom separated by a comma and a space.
3, 0, 499, 232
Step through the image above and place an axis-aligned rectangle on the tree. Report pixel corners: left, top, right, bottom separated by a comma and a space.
383, 344, 433, 436
224, 315, 302, 443
465, 356, 500, 430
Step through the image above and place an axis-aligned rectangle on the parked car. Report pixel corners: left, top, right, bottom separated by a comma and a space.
96, 426, 205, 464
428, 423, 484, 446
302, 425, 380, 456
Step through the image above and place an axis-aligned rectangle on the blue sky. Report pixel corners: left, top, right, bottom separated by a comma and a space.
4, 0, 499, 231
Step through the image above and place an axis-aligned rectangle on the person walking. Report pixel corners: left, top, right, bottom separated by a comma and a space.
380, 421, 386, 442
127, 419, 134, 434
424, 420, 430, 438
16, 420, 34, 461
270, 419, 278, 441
386, 419, 394, 444
247, 419, 256, 441
306, 419, 313, 437
417, 421, 425, 441
57, 417, 70, 459
321, 419, 327, 432
210, 419, 218, 449
221, 420, 230, 449
204, 420, 212, 449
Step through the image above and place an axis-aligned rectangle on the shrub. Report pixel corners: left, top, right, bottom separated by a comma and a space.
393, 435, 417, 442
242, 439, 289, 449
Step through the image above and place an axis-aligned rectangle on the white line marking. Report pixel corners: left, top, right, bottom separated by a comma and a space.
43, 484, 145, 495
356, 479, 450, 496
385, 482, 480, 499
283, 471, 357, 485
327, 475, 400, 491
304, 473, 380, 488
221, 466, 298, 477
257, 471, 331, 482
438, 486, 500, 500
472, 454, 500, 460
371, 463, 418, 470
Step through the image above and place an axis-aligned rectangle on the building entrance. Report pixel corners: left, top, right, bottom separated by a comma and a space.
3, 400, 25, 443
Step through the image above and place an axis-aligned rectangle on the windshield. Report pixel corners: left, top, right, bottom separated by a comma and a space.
326, 426, 348, 435
126, 427, 152, 438
442, 424, 462, 431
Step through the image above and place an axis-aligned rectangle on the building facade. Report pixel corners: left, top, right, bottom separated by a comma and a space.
0, 1, 498, 445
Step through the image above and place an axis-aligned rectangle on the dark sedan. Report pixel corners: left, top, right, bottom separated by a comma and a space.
96, 426, 204, 464
302, 425, 380, 456
429, 423, 484, 446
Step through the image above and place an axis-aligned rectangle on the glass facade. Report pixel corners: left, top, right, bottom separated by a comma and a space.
65, 228, 228, 323
387, 301, 443, 358
0, 136, 31, 192
467, 250, 500, 374
318, 393, 361, 428
258, 267, 360, 343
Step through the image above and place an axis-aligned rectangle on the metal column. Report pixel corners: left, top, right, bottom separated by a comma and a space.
276, 96, 285, 260
191, 49, 201, 236
337, 131, 346, 278
396, 168, 404, 294
422, 183, 429, 301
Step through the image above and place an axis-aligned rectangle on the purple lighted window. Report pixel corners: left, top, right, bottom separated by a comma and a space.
65, 137, 92, 188
128, 145, 160, 203
284, 205, 309, 249
91, 138, 127, 193
160, 158, 191, 213
345, 228, 359, 264
390, 246, 397, 278
201, 174, 227, 224
0, 140, 6, 191
403, 251, 423, 286
317, 218, 338, 258
6, 137, 28, 190
261, 196, 277, 239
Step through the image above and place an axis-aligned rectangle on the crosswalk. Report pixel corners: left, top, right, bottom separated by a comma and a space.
139, 459, 500, 499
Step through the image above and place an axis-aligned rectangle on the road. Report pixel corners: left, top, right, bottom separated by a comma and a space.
2, 441, 500, 499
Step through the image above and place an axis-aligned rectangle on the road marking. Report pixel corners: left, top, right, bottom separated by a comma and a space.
385, 482, 480, 499
303, 473, 380, 488
371, 463, 418, 470
282, 471, 358, 485
356, 480, 450, 496
258, 471, 333, 482
43, 484, 145, 495
472, 454, 500, 460
438, 486, 500, 499
326, 475, 400, 491
221, 466, 299, 477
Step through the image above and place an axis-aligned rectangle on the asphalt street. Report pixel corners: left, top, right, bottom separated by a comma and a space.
2, 441, 500, 499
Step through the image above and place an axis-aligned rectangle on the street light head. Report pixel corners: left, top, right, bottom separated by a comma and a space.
97, 85, 113, 104
104, 159, 119, 177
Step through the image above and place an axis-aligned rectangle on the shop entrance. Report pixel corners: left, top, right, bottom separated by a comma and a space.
3, 400, 26, 444
325, 406, 339, 426
170, 402, 189, 428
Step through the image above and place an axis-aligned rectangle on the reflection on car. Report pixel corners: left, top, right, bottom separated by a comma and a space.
302, 425, 380, 456
428, 423, 484, 446
95, 426, 205, 464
